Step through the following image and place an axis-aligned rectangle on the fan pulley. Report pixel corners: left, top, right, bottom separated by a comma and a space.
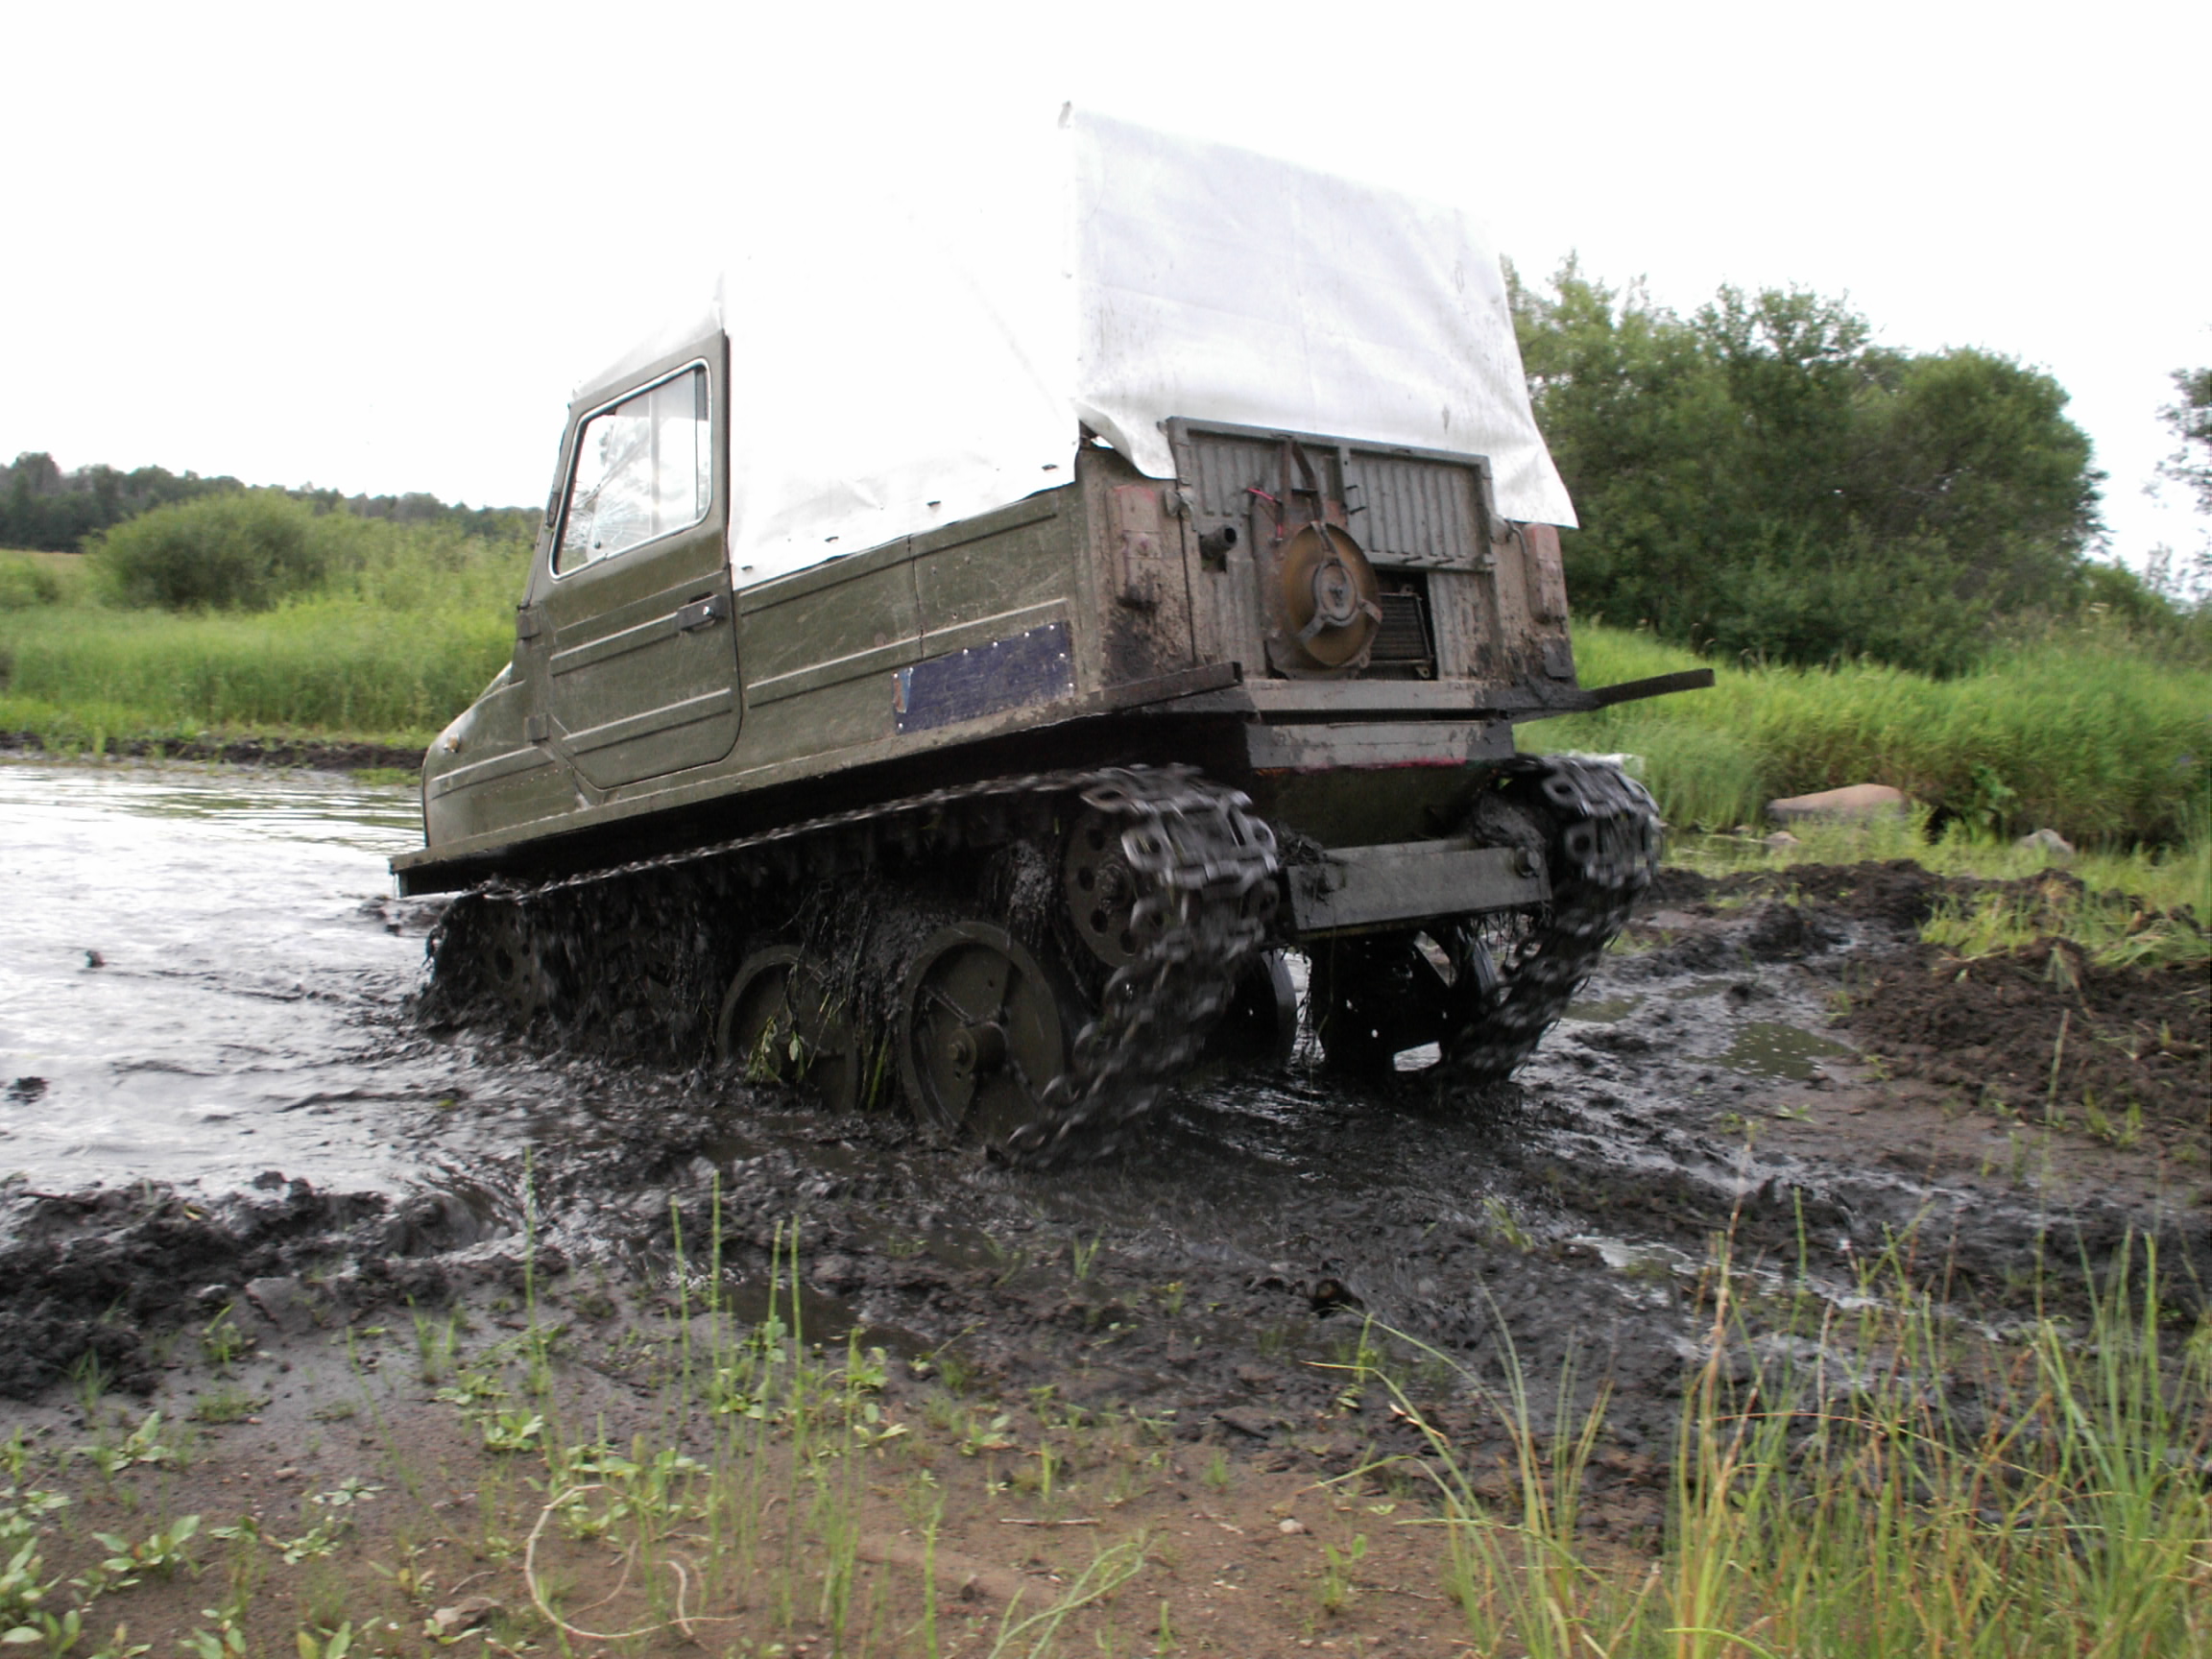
1271, 521, 1382, 671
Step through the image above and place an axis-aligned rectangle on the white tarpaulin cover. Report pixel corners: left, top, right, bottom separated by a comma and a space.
574, 110, 1574, 588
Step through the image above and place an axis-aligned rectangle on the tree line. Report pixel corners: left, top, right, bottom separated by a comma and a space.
1511, 261, 2205, 674
1, 451, 531, 553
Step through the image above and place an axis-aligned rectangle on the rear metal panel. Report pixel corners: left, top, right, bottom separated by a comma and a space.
1288, 842, 1547, 937
1342, 452, 1487, 570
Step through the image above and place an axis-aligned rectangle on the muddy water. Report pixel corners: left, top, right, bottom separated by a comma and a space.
3, 760, 2200, 1425
0, 762, 544, 1200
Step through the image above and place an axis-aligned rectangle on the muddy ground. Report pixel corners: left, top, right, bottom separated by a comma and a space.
0, 731, 426, 772
2, 856, 2204, 1651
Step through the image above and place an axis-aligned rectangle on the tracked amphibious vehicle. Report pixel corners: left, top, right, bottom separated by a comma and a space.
397, 113, 1708, 1165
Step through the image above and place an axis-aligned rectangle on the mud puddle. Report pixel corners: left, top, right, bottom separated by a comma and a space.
3, 763, 2204, 1445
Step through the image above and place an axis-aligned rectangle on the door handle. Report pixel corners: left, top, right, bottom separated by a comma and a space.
676, 595, 726, 632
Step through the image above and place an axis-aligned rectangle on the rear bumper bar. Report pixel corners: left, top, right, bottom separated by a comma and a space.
1287, 840, 1547, 938
1582, 667, 1716, 709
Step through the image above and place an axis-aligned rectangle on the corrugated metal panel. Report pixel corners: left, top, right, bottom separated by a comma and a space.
1190, 435, 1279, 518
1170, 424, 1490, 571
1346, 454, 1479, 567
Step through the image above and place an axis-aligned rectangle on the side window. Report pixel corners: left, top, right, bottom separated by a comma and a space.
555, 365, 711, 573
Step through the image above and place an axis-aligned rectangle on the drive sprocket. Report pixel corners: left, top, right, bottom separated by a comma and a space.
1440, 756, 1661, 1086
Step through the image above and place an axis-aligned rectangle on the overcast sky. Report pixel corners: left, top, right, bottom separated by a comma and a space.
5, 0, 2204, 570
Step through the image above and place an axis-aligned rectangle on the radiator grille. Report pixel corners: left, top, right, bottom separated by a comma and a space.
1369, 590, 1433, 669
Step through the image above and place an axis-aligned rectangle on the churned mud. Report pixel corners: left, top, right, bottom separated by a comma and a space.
2, 763, 2204, 1649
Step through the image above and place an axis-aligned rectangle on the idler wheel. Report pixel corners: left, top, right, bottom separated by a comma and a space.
898, 922, 1071, 1148
715, 946, 861, 1114
1061, 808, 1165, 969
1202, 948, 1299, 1069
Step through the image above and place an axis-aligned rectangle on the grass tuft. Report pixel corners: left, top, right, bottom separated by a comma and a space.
1358, 1235, 2211, 1659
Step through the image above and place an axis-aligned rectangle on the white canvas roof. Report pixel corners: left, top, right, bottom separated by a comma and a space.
576, 110, 1575, 588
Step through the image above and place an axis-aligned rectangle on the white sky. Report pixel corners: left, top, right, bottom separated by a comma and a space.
4, 0, 2205, 569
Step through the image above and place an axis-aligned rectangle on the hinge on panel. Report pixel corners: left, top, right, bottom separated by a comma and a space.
524, 713, 550, 743
515, 607, 543, 641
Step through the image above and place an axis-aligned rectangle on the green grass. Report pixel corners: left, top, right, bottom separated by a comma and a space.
0, 601, 514, 747
1918, 869, 2210, 969
7, 542, 2209, 859
0, 534, 524, 748
1365, 1237, 2212, 1659
1666, 809, 2210, 943
1538, 622, 2212, 849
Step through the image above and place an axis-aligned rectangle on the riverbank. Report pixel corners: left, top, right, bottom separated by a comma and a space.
0, 729, 424, 774
3, 835, 2204, 1652
0, 540, 519, 755
1530, 622, 2212, 850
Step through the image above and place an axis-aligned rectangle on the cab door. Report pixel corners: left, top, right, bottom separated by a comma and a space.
527, 335, 737, 791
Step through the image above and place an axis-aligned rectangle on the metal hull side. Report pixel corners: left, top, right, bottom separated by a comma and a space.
405, 437, 1611, 894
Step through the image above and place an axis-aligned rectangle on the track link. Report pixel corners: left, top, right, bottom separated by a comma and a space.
1441, 756, 1662, 1084
422, 766, 1279, 1166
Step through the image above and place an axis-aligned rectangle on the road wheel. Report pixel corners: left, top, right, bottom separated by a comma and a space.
1203, 949, 1299, 1069
714, 945, 862, 1114
897, 922, 1072, 1149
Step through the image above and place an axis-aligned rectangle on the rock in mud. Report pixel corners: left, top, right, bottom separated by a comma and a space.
810, 1253, 863, 1294
1767, 783, 1911, 822
1214, 1406, 1280, 1438
427, 1599, 504, 1639
242, 1275, 322, 1336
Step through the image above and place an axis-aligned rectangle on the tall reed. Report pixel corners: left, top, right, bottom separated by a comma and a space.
1536, 623, 2211, 848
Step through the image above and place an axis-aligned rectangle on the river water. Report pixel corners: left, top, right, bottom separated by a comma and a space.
0, 760, 505, 1194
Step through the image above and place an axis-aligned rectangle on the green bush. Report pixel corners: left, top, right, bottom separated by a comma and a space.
0, 551, 64, 611
1511, 265, 2104, 676
89, 490, 334, 611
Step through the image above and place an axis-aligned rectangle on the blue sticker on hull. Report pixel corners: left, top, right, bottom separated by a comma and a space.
893, 621, 1074, 734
